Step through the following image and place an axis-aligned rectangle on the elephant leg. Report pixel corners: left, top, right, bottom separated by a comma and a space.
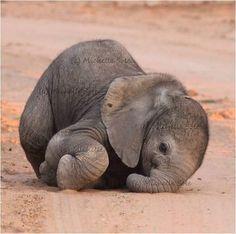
39, 129, 109, 190
19, 92, 54, 177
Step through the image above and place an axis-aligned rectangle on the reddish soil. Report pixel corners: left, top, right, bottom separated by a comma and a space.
1, 2, 235, 233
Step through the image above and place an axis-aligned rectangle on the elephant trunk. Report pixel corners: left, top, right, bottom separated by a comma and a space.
126, 172, 180, 193
126, 160, 196, 193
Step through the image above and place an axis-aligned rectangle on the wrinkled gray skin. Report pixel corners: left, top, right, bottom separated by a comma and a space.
19, 40, 209, 193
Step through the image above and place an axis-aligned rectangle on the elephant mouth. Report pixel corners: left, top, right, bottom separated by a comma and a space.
151, 157, 160, 169
142, 153, 171, 176
151, 156, 171, 170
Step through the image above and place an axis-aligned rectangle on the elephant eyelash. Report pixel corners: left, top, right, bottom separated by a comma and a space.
159, 143, 169, 155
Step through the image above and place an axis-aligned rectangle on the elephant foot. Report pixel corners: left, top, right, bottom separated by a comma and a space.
39, 161, 57, 186
56, 143, 109, 190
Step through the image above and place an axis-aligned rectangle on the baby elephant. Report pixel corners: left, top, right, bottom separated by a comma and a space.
19, 39, 209, 193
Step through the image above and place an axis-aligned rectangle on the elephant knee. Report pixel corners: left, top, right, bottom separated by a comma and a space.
39, 161, 57, 186
56, 154, 83, 190
45, 131, 68, 168
56, 145, 109, 191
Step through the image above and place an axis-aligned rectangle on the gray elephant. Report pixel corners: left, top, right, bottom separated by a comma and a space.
19, 39, 209, 193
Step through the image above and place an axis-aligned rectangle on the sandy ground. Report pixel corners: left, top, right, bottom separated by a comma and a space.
1, 2, 235, 233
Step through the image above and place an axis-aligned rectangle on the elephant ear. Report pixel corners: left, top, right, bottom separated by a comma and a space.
101, 73, 187, 168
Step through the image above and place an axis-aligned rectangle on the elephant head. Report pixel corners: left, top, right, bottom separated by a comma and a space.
101, 73, 209, 193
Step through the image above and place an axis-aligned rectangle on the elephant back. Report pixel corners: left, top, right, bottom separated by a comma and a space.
43, 40, 145, 131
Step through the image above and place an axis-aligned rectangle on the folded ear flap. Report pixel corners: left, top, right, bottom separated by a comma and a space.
101, 73, 187, 168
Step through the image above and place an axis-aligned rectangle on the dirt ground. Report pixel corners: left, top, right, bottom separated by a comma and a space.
1, 2, 235, 233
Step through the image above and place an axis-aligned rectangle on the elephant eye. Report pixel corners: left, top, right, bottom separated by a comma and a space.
159, 143, 168, 155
